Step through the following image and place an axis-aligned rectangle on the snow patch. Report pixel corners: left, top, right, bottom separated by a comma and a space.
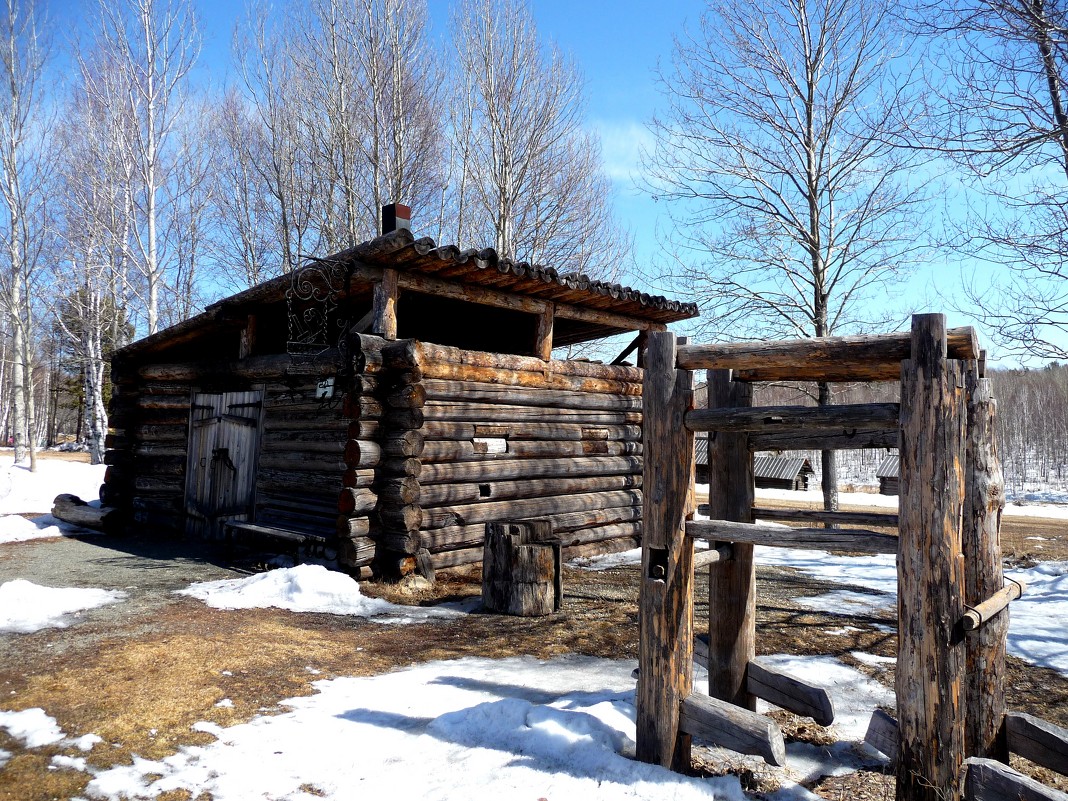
0, 707, 65, 747
178, 565, 475, 623
0, 580, 126, 633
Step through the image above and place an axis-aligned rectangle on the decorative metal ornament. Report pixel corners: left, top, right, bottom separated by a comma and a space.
285, 259, 346, 358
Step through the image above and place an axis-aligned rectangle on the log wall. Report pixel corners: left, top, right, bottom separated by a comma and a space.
353, 335, 644, 576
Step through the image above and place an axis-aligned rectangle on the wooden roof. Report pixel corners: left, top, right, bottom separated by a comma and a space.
876, 454, 900, 479
118, 229, 697, 359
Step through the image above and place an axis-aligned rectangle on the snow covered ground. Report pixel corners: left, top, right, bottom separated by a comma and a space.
0, 458, 107, 544
0, 580, 126, 634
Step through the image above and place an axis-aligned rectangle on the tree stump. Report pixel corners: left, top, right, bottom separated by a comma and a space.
481, 520, 561, 616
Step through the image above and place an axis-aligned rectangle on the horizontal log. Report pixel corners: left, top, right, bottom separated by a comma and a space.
342, 468, 376, 488
377, 503, 423, 532
678, 691, 786, 766
261, 429, 350, 448
749, 428, 900, 451
422, 489, 643, 530
422, 361, 642, 396
424, 401, 642, 425
136, 394, 191, 410
422, 379, 643, 411
265, 375, 379, 397
428, 544, 484, 570
343, 440, 382, 468
259, 488, 339, 512
693, 544, 733, 568
112, 412, 189, 429
139, 350, 344, 382
687, 519, 898, 554
261, 438, 346, 455
420, 439, 641, 462
963, 581, 1026, 631
864, 708, 898, 762
51, 495, 121, 532
381, 430, 425, 457
375, 476, 421, 505
258, 453, 348, 473
687, 403, 900, 433
337, 487, 377, 515
259, 468, 350, 492
113, 381, 191, 396
420, 455, 642, 485
421, 474, 642, 509
563, 536, 641, 562
752, 508, 899, 527
416, 341, 643, 383
378, 457, 422, 478
127, 424, 188, 442
386, 383, 426, 409
132, 475, 184, 493
677, 327, 979, 377
336, 515, 371, 538
342, 394, 384, 419
422, 506, 643, 552
422, 420, 642, 441
747, 659, 835, 726
553, 521, 642, 547
964, 757, 1068, 801
384, 409, 424, 429
262, 415, 352, 433
369, 529, 422, 554
338, 534, 376, 568
1006, 711, 1068, 777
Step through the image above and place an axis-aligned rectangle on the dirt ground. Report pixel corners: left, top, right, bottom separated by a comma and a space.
0, 496, 1066, 801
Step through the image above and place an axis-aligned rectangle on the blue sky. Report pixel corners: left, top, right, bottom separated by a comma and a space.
48, 0, 1040, 362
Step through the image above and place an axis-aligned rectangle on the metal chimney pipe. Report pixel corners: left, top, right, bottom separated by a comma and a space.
381, 203, 411, 235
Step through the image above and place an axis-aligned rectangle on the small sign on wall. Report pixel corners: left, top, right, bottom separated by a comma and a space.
316, 377, 336, 399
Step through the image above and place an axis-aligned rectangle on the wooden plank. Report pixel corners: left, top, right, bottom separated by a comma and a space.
423, 418, 641, 439
688, 519, 898, 554
678, 691, 786, 767
693, 545, 733, 568
705, 369, 755, 711
963, 581, 1025, 631
677, 327, 980, 374
751, 508, 899, 527
749, 428, 899, 451
688, 403, 899, 433
423, 400, 641, 423
897, 313, 967, 801
865, 708, 899, 763
747, 658, 835, 726
964, 366, 1009, 759
415, 341, 644, 383
964, 758, 1068, 801
636, 331, 696, 771
420, 473, 641, 508
1006, 711, 1068, 777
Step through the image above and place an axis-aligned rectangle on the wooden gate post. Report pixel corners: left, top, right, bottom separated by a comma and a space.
963, 361, 1008, 760
636, 332, 696, 770
706, 369, 755, 709
897, 313, 967, 801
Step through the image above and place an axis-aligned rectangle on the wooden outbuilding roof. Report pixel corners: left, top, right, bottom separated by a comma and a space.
118, 229, 698, 359
752, 455, 815, 482
876, 454, 900, 479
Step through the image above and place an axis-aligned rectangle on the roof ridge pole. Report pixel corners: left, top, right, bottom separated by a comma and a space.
636, 332, 696, 770
897, 313, 967, 801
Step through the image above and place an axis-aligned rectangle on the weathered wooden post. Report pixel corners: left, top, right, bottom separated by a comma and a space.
482, 520, 561, 616
706, 369, 755, 709
897, 313, 967, 801
963, 359, 1008, 760
636, 332, 696, 770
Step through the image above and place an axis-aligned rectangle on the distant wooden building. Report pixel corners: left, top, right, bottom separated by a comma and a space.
752, 455, 815, 491
876, 454, 900, 495
102, 219, 696, 579
693, 439, 814, 491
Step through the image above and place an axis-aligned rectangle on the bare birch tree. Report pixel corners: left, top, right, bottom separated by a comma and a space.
448, 0, 624, 276
645, 0, 930, 511
94, 0, 199, 334
912, 0, 1068, 358
0, 0, 52, 469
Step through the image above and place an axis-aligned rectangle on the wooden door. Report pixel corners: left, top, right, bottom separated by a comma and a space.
185, 389, 263, 538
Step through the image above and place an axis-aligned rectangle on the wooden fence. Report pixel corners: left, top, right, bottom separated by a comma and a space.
636, 314, 1068, 801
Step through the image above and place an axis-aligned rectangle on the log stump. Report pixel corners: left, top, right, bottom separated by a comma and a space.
481, 520, 561, 616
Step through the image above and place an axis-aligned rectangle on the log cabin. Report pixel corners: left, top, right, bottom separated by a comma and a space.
101, 209, 697, 579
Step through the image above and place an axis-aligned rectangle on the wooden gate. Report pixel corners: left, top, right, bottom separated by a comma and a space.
184, 389, 263, 538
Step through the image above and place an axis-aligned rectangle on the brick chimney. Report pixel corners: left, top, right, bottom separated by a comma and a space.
381, 203, 411, 235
